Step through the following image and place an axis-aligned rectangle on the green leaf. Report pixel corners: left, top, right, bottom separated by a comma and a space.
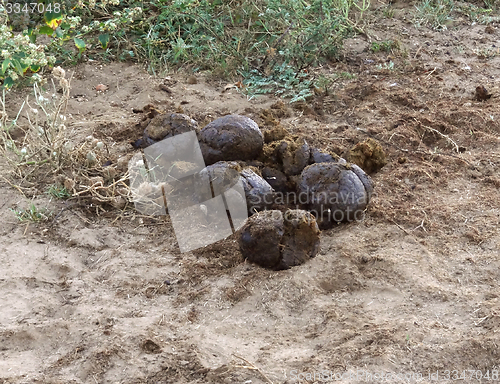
74, 38, 86, 52
20, 61, 30, 74
39, 26, 54, 36
11, 59, 23, 75
98, 34, 110, 50
55, 27, 64, 38
3, 77, 14, 89
44, 11, 63, 30
27, 27, 37, 43
12, 51, 27, 60
30, 65, 41, 73
2, 59, 11, 75
59, 22, 71, 30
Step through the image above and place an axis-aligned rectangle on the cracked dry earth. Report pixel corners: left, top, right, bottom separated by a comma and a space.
1, 4, 500, 384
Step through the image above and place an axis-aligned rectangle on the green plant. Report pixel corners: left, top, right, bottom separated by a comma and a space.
315, 74, 335, 95
376, 60, 395, 70
473, 46, 498, 58
0, 25, 56, 89
47, 184, 71, 199
0, 87, 25, 133
3, 0, 370, 97
340, 71, 356, 79
11, 203, 51, 222
383, 6, 395, 18
483, 0, 499, 9
242, 63, 315, 102
456, 2, 500, 24
0, 0, 65, 89
413, 0, 455, 30
370, 40, 399, 53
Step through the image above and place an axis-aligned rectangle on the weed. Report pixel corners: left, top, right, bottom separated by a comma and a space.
11, 203, 51, 222
313, 72, 355, 95
383, 7, 395, 18
3, 0, 372, 101
340, 71, 356, 79
473, 46, 499, 58
413, 0, 455, 30
0, 22, 56, 89
0, 88, 25, 134
456, 2, 500, 24
47, 184, 71, 199
370, 40, 400, 53
376, 61, 395, 70
483, 0, 499, 9
242, 63, 315, 102
315, 75, 335, 95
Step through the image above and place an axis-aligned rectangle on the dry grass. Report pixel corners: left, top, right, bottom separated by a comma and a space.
0, 67, 135, 217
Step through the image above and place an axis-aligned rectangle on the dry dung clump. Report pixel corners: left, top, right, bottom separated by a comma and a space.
263, 125, 288, 143
298, 162, 374, 227
277, 135, 310, 176
280, 209, 321, 268
238, 209, 320, 270
259, 131, 312, 177
269, 100, 292, 118
195, 161, 274, 215
344, 137, 387, 174
198, 114, 264, 165
261, 166, 288, 193
144, 113, 200, 141
259, 141, 281, 166
258, 100, 291, 127
133, 112, 198, 148
310, 147, 342, 164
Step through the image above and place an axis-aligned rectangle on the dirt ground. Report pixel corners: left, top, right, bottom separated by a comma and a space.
1, 3, 500, 383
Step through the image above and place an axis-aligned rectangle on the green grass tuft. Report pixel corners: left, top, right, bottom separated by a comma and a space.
46, 184, 71, 199
11, 203, 51, 222
413, 0, 455, 30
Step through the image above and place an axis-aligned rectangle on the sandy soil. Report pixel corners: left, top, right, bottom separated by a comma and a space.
1, 4, 500, 384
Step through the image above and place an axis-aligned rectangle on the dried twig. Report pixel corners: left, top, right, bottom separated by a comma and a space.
421, 124, 460, 153
0, 175, 26, 197
232, 354, 274, 384
413, 210, 428, 232
474, 315, 489, 326
389, 219, 410, 235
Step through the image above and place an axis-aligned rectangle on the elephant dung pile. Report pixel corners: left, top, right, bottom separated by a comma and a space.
135, 113, 384, 269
